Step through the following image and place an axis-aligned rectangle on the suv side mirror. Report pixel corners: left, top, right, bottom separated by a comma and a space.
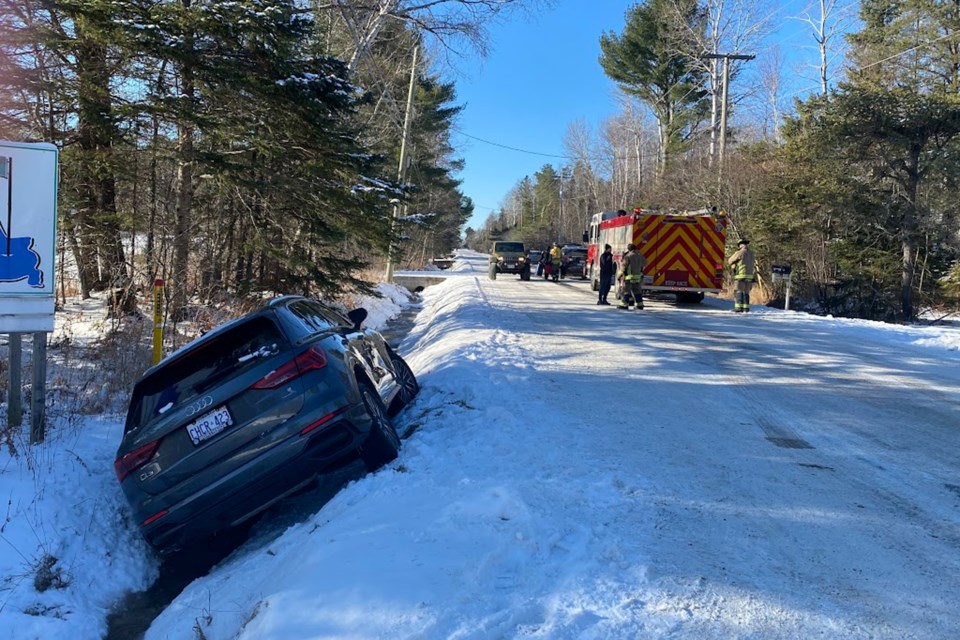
347, 308, 367, 330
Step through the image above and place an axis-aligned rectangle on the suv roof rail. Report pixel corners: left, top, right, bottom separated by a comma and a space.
265, 294, 302, 307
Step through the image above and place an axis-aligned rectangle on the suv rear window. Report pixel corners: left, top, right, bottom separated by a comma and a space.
125, 316, 286, 433
494, 242, 524, 252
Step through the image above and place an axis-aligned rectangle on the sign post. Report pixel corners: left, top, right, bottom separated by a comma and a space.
152, 278, 164, 365
0, 141, 58, 443
772, 264, 793, 311
9, 334, 21, 426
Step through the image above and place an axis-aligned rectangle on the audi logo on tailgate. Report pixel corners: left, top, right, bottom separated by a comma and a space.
186, 395, 214, 416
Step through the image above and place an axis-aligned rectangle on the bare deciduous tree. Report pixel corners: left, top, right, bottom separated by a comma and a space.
756, 44, 785, 142
326, 0, 545, 70
793, 0, 858, 95
562, 119, 602, 211
667, 0, 773, 163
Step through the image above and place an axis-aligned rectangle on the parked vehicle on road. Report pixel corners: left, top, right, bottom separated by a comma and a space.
561, 246, 588, 279
114, 295, 419, 554
489, 241, 531, 280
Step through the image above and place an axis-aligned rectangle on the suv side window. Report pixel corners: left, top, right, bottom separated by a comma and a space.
286, 300, 338, 338
313, 302, 355, 329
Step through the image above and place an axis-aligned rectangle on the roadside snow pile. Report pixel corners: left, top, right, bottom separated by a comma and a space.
0, 417, 157, 640
0, 284, 413, 640
353, 282, 412, 329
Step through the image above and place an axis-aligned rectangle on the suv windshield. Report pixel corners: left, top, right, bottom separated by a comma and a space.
125, 316, 285, 433
494, 242, 524, 253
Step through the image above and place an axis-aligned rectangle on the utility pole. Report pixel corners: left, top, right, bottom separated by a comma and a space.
557, 171, 563, 243
385, 45, 419, 283
708, 57, 719, 167
702, 53, 755, 172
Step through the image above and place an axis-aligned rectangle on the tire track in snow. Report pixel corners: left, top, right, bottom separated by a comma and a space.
456, 267, 671, 636
642, 305, 960, 557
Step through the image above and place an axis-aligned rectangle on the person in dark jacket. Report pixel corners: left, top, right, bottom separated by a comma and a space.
597, 244, 614, 305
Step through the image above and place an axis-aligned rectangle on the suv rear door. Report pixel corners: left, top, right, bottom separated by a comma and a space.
121, 313, 307, 495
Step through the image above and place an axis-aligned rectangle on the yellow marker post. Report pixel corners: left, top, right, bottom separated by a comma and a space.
152, 278, 164, 365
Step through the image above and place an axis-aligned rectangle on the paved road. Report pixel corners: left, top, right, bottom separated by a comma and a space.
460, 249, 960, 638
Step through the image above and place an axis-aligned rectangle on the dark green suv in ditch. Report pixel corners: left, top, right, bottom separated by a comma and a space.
490, 241, 531, 280
114, 295, 420, 554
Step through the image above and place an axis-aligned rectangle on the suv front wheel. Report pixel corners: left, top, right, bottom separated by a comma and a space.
358, 381, 400, 471
387, 348, 420, 416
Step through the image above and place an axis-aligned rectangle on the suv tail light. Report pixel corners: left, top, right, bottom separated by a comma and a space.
252, 345, 328, 390
115, 440, 160, 483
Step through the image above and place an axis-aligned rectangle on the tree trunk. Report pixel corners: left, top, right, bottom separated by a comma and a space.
171, 120, 194, 321
74, 19, 126, 291
900, 145, 921, 320
146, 114, 160, 280
170, 1, 195, 321
64, 214, 90, 298
656, 117, 667, 179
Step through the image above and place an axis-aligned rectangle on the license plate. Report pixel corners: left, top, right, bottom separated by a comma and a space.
186, 405, 233, 445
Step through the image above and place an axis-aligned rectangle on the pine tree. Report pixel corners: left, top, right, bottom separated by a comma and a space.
393, 73, 472, 266
116, 0, 398, 301
758, 0, 960, 320
599, 0, 709, 176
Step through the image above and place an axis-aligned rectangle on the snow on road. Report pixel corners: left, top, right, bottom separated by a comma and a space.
144, 251, 960, 639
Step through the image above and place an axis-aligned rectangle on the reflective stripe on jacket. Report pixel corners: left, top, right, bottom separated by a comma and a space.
728, 247, 755, 281
621, 250, 647, 281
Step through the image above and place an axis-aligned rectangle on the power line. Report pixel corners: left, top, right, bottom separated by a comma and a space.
452, 127, 568, 159
458, 28, 960, 197
859, 29, 960, 71
779, 30, 960, 102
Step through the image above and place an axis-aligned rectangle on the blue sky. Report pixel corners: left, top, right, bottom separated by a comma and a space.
452, 1, 627, 230
450, 0, 837, 231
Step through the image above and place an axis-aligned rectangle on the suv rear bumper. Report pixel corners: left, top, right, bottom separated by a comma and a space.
135, 402, 372, 553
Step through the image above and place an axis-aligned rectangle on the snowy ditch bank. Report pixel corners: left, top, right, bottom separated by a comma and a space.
0, 284, 418, 640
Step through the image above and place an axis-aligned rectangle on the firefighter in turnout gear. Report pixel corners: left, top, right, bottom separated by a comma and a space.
549, 243, 563, 281
617, 243, 647, 310
549, 243, 562, 265
728, 238, 756, 312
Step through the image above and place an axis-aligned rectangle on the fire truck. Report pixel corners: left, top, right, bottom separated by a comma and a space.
585, 208, 728, 303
